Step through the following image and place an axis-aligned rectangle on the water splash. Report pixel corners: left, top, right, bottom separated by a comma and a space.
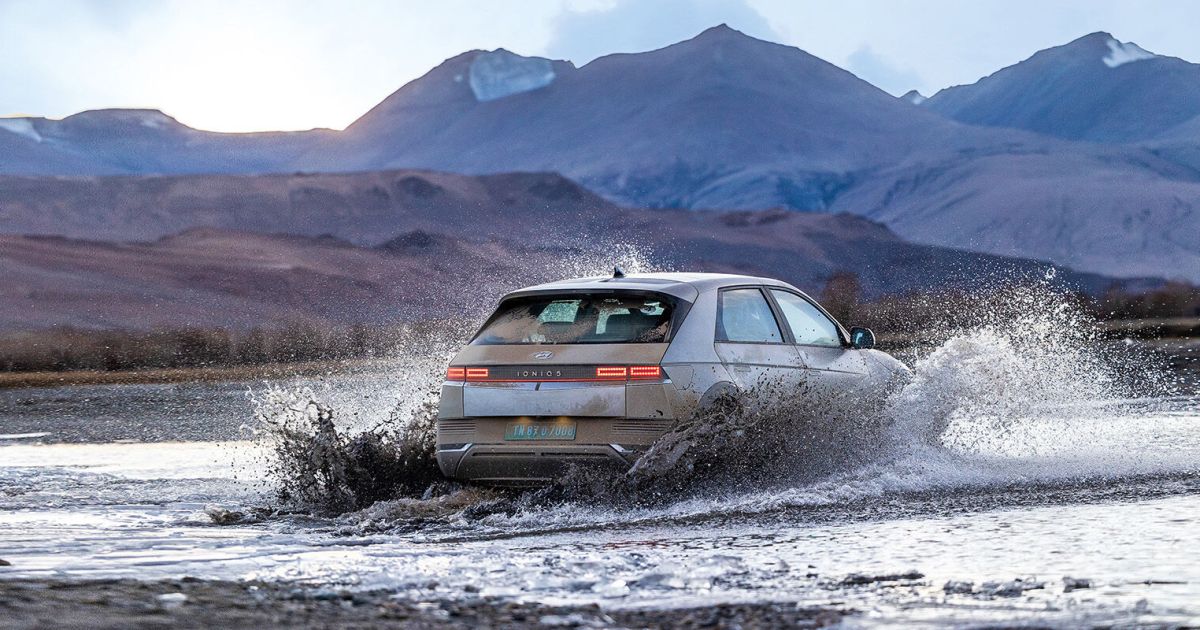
241, 243, 664, 515
248, 384, 440, 514
242, 269, 1194, 529
472, 280, 1193, 530
889, 282, 1125, 453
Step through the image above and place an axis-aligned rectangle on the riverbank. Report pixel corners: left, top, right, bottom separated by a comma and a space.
876, 316, 1200, 346
0, 358, 396, 389
2, 319, 1196, 390
0, 579, 846, 629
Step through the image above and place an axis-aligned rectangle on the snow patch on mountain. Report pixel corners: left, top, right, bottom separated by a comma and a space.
468, 50, 556, 102
0, 118, 41, 142
1103, 38, 1156, 68
108, 110, 174, 129
900, 90, 927, 105
137, 111, 171, 129
68, 109, 178, 130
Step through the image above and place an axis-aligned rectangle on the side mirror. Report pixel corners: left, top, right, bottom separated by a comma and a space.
849, 326, 875, 349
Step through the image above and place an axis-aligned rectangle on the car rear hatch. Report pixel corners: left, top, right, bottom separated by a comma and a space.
451, 343, 670, 417
446, 289, 687, 419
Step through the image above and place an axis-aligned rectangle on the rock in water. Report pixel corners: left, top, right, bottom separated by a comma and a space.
204, 505, 245, 526
979, 578, 1045, 598
839, 571, 924, 586
943, 580, 975, 594
1063, 576, 1093, 592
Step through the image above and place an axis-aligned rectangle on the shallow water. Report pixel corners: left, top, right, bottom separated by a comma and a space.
1, 386, 1198, 626
0, 371, 405, 444
1, 325, 1199, 626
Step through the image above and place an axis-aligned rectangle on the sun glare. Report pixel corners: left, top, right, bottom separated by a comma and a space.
137, 17, 359, 132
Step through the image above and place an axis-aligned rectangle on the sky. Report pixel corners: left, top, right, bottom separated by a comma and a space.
2, 0, 1199, 132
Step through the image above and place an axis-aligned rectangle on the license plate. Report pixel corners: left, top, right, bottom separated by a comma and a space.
504, 421, 577, 441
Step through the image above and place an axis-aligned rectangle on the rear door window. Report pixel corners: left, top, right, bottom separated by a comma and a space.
770, 290, 843, 347
472, 293, 675, 345
716, 288, 783, 343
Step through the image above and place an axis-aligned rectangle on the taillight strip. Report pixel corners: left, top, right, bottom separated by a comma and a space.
595, 366, 627, 379
629, 365, 662, 379
447, 365, 664, 382
465, 367, 490, 380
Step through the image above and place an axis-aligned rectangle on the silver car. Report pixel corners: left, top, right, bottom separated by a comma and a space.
436, 272, 908, 485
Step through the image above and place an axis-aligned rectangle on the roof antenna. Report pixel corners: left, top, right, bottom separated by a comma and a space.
613, 265, 626, 278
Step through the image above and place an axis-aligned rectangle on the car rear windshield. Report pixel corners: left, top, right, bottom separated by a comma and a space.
472, 292, 678, 345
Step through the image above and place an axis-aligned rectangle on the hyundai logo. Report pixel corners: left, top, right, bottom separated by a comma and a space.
532, 351, 554, 360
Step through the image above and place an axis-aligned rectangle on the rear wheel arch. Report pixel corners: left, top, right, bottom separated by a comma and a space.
699, 381, 741, 409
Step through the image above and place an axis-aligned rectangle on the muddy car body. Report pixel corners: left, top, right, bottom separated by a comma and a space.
436, 272, 908, 485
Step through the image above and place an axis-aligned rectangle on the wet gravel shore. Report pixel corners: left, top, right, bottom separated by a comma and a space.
0, 579, 848, 629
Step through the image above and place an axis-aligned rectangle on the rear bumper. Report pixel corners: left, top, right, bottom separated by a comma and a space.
436, 377, 697, 484
435, 416, 675, 484
436, 442, 635, 486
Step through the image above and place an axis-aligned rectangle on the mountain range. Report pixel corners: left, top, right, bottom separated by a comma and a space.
0, 169, 612, 243
924, 32, 1200, 144
1, 26, 1198, 284
1, 201, 1138, 331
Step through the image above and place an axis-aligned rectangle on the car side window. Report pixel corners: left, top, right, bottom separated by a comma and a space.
716, 288, 783, 343
770, 290, 843, 347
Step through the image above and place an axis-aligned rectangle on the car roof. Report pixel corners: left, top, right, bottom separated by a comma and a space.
503, 272, 800, 302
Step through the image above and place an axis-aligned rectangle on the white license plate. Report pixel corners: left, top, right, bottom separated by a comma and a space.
504, 421, 577, 441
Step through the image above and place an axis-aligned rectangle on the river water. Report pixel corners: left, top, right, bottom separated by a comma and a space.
1, 331, 1198, 626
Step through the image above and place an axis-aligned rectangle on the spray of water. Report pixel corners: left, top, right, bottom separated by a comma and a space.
505, 278, 1192, 529
529, 376, 888, 510
248, 384, 440, 514
241, 242, 664, 515
890, 282, 1123, 450
239, 261, 1192, 528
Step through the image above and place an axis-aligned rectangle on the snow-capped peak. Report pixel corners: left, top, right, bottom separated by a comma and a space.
900, 90, 927, 105
106, 109, 175, 128
135, 110, 173, 129
62, 109, 183, 131
1102, 37, 1157, 68
468, 49, 556, 102
0, 118, 41, 142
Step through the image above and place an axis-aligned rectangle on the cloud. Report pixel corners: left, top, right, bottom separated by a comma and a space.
0, 0, 563, 132
546, 0, 778, 64
6, 0, 1200, 131
845, 45, 923, 96
753, 0, 1200, 97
